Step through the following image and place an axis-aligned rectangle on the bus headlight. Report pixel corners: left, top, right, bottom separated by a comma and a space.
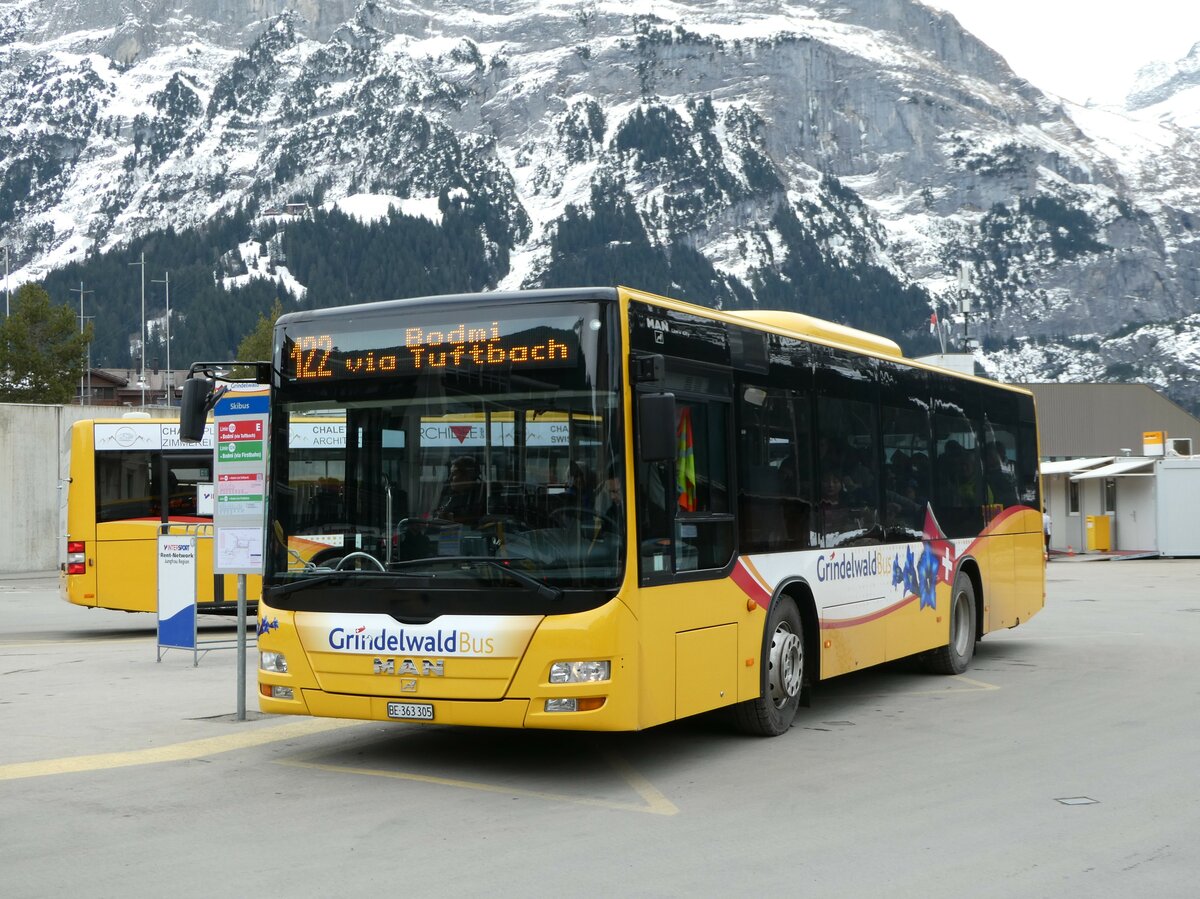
261, 651, 288, 673
549, 660, 610, 684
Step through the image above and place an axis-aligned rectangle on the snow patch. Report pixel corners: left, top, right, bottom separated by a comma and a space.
325, 194, 443, 226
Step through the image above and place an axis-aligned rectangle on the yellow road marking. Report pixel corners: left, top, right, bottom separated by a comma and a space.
277, 752, 680, 816
0, 718, 357, 782
903, 675, 1000, 695
602, 751, 679, 816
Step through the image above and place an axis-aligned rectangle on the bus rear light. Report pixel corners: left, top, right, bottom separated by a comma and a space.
67, 542, 86, 575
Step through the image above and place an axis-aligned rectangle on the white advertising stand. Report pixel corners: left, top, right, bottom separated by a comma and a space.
156, 526, 245, 665
156, 535, 198, 662
212, 386, 269, 718
153, 422, 238, 665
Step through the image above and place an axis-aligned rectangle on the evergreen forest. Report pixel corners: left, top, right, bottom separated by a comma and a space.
37, 189, 939, 373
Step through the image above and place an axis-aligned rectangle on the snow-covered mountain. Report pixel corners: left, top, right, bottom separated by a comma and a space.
3, 0, 1200, 410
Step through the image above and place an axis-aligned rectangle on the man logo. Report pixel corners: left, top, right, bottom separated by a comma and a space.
373, 658, 445, 676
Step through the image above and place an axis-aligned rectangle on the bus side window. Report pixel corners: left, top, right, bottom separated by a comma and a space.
637, 392, 735, 578
933, 410, 983, 538
881, 404, 931, 541
672, 399, 734, 572
1016, 416, 1040, 508
738, 385, 813, 552
816, 395, 880, 548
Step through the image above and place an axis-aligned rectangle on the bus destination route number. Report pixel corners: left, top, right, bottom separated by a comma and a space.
287, 322, 575, 381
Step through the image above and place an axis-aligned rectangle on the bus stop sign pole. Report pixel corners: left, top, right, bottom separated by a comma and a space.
212, 388, 269, 721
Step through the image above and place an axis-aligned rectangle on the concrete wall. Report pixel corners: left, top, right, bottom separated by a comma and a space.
0, 404, 174, 574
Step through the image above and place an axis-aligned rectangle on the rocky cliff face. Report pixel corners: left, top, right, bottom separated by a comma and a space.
3, 0, 1200, 409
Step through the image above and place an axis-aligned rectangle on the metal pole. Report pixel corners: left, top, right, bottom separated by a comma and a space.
237, 573, 247, 721
129, 253, 146, 405
70, 283, 93, 405
78, 281, 83, 403
3, 246, 9, 317
165, 272, 170, 401
152, 271, 171, 404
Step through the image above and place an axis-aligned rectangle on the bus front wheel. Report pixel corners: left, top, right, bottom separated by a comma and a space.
735, 596, 803, 736
923, 572, 977, 675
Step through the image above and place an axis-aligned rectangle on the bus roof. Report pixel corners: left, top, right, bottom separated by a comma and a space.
268, 285, 1030, 398
616, 285, 1034, 397
275, 287, 620, 328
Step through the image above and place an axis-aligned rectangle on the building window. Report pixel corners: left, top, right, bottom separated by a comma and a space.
1068, 479, 1080, 515
1102, 478, 1116, 513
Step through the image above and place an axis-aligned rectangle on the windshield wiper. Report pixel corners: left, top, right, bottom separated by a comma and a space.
266, 567, 411, 598
266, 571, 353, 598
391, 556, 562, 601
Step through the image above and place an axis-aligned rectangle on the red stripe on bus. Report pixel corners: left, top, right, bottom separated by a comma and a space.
731, 559, 772, 610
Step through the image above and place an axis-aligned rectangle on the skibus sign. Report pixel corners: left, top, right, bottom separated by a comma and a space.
212, 388, 268, 574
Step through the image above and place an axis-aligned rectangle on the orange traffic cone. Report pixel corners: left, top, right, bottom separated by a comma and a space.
1067, 544, 1074, 556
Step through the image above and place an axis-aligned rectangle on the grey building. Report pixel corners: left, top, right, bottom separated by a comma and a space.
1021, 383, 1200, 557
1020, 383, 1200, 459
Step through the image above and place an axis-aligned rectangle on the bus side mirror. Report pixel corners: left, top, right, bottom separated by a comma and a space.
637, 392, 676, 463
179, 377, 216, 442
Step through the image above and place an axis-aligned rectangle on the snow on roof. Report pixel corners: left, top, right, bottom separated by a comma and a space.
1040, 457, 1115, 475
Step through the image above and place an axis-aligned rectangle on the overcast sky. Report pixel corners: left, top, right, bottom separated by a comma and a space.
926, 1, 1200, 105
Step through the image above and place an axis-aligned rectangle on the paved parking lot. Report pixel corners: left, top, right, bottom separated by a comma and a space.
3, 560, 1198, 897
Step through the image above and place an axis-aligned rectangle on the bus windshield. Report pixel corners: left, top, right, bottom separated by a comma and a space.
266, 299, 624, 612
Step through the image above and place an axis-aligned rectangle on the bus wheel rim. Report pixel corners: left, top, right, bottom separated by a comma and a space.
769, 623, 802, 708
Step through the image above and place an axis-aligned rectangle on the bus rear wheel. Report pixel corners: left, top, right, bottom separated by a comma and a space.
735, 596, 803, 736
923, 572, 977, 675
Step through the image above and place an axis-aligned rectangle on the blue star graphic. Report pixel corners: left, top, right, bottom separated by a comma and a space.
917, 546, 940, 610
903, 546, 919, 597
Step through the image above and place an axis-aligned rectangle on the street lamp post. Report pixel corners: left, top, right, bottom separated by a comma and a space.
152, 271, 171, 404
70, 283, 94, 404
130, 253, 146, 405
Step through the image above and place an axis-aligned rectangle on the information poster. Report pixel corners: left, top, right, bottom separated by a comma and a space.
212, 388, 269, 574
157, 536, 197, 650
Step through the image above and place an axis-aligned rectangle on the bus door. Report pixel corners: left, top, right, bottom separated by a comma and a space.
633, 361, 742, 722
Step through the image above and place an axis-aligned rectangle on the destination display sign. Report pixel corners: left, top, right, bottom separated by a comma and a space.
282, 316, 581, 382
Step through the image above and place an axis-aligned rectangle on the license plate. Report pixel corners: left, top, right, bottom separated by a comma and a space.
387, 701, 434, 721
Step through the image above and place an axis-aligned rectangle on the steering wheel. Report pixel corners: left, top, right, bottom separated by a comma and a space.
551, 506, 605, 526
333, 551, 386, 571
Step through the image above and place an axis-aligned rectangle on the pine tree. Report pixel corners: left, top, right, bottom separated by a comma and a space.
234, 299, 284, 375
0, 283, 94, 403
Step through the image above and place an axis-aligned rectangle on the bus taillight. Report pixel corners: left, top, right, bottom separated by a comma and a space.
67, 541, 86, 575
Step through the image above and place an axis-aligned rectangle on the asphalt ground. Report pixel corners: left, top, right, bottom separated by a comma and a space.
2, 560, 1198, 897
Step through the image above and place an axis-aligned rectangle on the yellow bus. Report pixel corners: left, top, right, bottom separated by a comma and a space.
194, 286, 1044, 734
60, 417, 262, 612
